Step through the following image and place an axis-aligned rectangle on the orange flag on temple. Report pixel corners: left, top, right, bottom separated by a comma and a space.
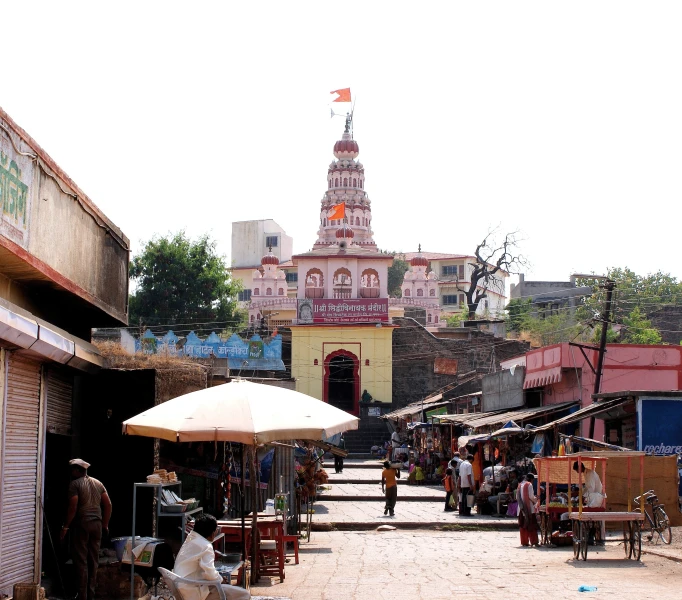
330, 88, 351, 103
328, 203, 345, 220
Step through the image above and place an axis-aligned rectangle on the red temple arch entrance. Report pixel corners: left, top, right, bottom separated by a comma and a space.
323, 349, 360, 416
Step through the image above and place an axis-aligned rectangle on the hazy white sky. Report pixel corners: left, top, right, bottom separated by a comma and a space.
2, 2, 681, 284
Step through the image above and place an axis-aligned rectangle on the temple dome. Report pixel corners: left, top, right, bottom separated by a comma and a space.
261, 251, 279, 266
334, 132, 359, 159
410, 254, 428, 268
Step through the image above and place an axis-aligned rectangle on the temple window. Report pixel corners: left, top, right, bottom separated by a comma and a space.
353, 178, 357, 187
266, 288, 272, 296
405, 289, 411, 297
430, 289, 435, 296
278, 288, 284, 295
323, 218, 327, 226
356, 217, 360, 226
253, 289, 260, 295
343, 177, 348, 186
427, 314, 432, 323
417, 289, 424, 297
335, 178, 339, 186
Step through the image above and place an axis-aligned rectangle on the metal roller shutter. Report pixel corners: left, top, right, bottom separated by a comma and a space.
46, 367, 73, 435
0, 354, 42, 595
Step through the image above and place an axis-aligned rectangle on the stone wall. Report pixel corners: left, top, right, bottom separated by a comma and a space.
391, 317, 529, 410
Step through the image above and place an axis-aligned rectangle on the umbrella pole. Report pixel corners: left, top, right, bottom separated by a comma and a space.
251, 445, 259, 585
241, 443, 246, 564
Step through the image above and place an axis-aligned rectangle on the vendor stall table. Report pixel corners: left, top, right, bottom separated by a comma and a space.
534, 451, 646, 561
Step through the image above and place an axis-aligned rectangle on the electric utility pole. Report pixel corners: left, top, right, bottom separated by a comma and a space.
589, 279, 615, 439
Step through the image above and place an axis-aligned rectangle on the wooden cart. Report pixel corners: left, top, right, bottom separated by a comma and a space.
535, 451, 646, 561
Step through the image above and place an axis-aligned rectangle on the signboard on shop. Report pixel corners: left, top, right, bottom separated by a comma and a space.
297, 298, 388, 323
638, 397, 682, 455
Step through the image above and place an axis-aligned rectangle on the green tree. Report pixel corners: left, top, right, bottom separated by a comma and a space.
129, 231, 243, 328
621, 306, 663, 344
506, 298, 533, 332
386, 251, 410, 298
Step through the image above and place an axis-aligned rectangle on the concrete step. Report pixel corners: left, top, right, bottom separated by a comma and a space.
317, 494, 444, 502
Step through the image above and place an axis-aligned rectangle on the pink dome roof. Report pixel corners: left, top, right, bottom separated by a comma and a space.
410, 255, 428, 267
334, 139, 359, 154
261, 252, 279, 266
336, 227, 355, 239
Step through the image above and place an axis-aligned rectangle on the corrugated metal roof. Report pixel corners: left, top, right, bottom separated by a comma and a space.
440, 401, 578, 430
533, 398, 632, 431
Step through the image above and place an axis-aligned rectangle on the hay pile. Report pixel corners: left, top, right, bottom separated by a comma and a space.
93, 341, 210, 399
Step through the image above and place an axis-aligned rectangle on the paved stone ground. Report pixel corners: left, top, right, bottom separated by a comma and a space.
251, 529, 681, 599
310, 500, 515, 527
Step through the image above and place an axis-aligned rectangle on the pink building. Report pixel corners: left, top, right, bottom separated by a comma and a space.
501, 343, 682, 440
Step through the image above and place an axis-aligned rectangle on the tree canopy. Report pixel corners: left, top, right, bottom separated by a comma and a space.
506, 266, 674, 347
386, 251, 410, 297
129, 231, 243, 329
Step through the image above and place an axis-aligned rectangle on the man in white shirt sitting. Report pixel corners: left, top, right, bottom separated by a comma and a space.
173, 515, 250, 600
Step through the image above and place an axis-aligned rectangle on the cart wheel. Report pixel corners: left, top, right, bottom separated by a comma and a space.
572, 520, 581, 560
631, 521, 642, 561
623, 522, 632, 559
580, 522, 589, 561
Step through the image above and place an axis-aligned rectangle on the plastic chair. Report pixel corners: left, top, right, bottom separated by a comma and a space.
157, 567, 226, 600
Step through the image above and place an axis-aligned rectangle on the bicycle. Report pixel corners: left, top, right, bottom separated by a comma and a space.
634, 489, 672, 545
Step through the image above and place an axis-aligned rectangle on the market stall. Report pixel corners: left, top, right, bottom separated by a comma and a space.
534, 451, 646, 561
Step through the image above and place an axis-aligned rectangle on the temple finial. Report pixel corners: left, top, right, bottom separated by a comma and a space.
418, 243, 421, 253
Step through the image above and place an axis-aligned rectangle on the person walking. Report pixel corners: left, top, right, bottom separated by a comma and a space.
334, 434, 346, 474
517, 473, 539, 547
458, 455, 474, 516
60, 458, 112, 600
381, 460, 399, 516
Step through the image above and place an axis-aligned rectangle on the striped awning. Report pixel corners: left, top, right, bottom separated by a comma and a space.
523, 366, 563, 389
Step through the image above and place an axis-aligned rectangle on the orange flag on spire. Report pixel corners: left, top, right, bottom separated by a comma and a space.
328, 203, 345, 220
331, 88, 351, 103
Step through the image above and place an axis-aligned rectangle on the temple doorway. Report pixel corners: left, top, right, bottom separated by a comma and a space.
324, 350, 359, 415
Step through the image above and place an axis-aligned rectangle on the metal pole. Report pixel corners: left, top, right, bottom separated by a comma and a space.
589, 280, 615, 439
241, 444, 246, 563
130, 484, 136, 600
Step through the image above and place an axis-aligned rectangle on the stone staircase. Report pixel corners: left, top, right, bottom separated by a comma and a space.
342, 415, 392, 455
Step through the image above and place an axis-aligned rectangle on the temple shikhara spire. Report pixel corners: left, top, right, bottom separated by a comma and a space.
314, 112, 376, 250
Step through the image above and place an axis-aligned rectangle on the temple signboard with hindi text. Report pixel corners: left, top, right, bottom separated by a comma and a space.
0, 131, 34, 250
297, 298, 389, 323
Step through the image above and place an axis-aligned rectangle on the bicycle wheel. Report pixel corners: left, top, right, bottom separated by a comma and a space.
623, 522, 632, 558
631, 521, 642, 561
654, 507, 672, 545
580, 522, 589, 561
572, 520, 581, 560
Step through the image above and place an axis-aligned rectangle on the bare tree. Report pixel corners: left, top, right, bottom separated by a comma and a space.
455, 231, 526, 319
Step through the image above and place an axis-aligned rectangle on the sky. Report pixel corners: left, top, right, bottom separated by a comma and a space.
2, 2, 681, 286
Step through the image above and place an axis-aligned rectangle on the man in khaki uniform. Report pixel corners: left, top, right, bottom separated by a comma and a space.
60, 458, 112, 600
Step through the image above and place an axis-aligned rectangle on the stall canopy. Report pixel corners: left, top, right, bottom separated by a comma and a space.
440, 400, 578, 431
382, 396, 448, 421
532, 397, 632, 432
533, 451, 645, 484
459, 420, 530, 446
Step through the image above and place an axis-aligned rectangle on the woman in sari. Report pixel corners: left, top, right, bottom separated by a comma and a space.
517, 473, 539, 546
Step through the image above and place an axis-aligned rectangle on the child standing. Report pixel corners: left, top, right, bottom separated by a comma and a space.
443, 467, 455, 511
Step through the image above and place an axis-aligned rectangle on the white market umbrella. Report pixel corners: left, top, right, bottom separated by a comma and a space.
122, 378, 359, 444
122, 378, 358, 583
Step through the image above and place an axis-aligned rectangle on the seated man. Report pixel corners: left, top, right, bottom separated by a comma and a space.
174, 514, 250, 600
